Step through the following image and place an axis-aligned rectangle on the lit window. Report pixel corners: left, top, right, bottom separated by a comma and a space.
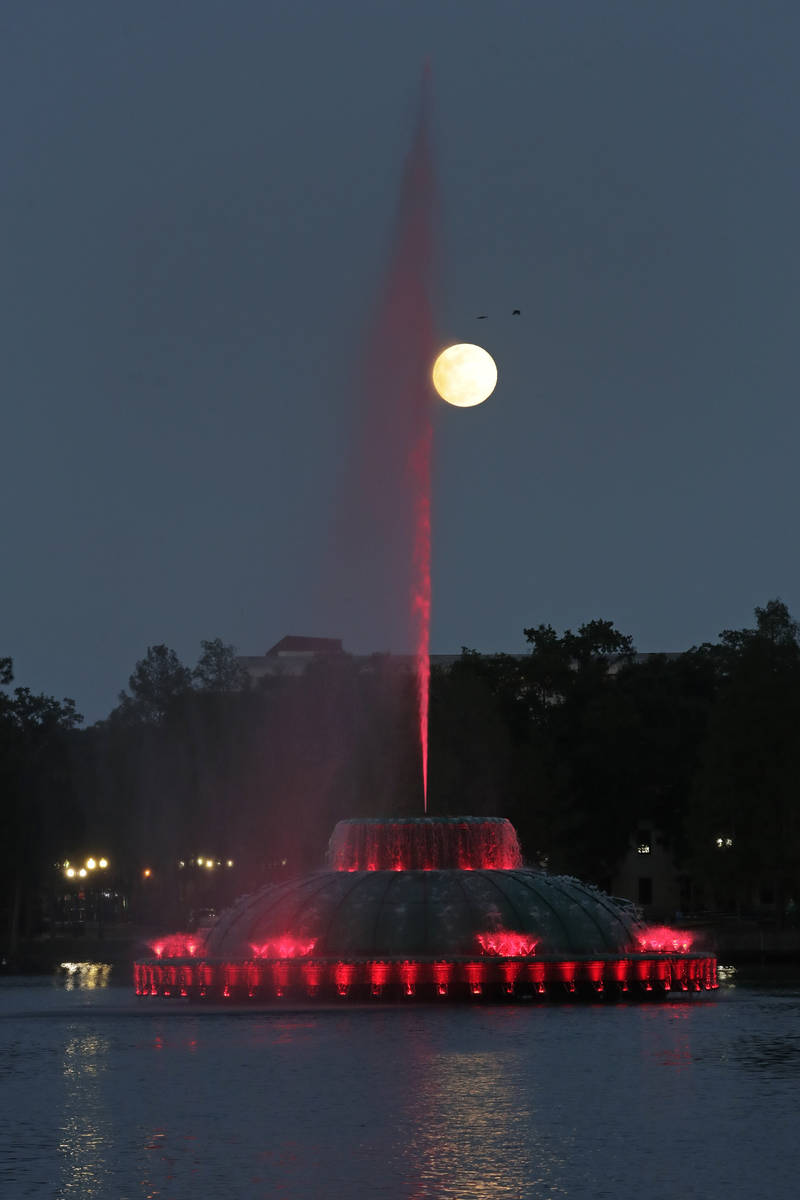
637, 843, 651, 855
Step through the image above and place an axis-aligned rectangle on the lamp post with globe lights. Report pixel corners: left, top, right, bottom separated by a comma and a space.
59, 855, 113, 936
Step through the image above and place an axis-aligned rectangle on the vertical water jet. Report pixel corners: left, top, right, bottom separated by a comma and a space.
356, 69, 436, 808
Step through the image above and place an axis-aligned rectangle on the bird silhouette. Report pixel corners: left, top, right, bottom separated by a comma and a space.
512, 309, 521, 316
476, 314, 488, 319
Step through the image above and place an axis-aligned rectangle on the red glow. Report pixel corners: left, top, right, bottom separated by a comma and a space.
500, 962, 521, 991
607, 960, 630, 985
272, 961, 291, 997
369, 961, 390, 996
637, 926, 693, 954
302, 962, 322, 996
633, 959, 652, 983
334, 962, 355, 997
400, 960, 420, 996
149, 933, 203, 959
552, 961, 578, 989
432, 961, 452, 996
476, 932, 537, 957
250, 938, 317, 959
137, 951, 719, 1001
464, 962, 487, 993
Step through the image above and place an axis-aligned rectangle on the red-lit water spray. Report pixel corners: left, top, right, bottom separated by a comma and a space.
362, 70, 436, 809
327, 816, 523, 871
411, 427, 432, 807
408, 74, 435, 810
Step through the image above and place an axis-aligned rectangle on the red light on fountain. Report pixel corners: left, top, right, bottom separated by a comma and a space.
637, 927, 693, 954
476, 933, 537, 957
327, 816, 523, 871
149, 933, 203, 959
250, 938, 317, 959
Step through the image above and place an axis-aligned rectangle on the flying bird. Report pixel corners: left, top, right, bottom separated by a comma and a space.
476, 314, 488, 319
512, 309, 521, 316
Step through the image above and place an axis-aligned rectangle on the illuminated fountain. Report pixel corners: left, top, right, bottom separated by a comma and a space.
135, 816, 717, 1002
135, 77, 717, 1004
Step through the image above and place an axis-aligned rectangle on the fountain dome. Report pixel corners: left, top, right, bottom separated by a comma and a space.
135, 816, 717, 1002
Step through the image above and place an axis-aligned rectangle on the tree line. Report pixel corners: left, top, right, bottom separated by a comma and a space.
3, 601, 800, 950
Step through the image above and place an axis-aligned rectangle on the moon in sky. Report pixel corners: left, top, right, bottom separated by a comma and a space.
432, 343, 498, 408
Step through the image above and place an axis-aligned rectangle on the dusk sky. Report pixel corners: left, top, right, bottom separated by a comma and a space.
4, 1, 800, 723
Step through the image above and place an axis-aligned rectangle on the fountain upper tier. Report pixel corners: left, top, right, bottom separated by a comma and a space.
326, 816, 523, 872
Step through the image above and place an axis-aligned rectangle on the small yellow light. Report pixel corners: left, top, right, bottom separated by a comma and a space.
143, 868, 152, 878
87, 858, 96, 870
205, 859, 214, 869
98, 858, 108, 869
226, 859, 233, 868
78, 868, 87, 878
197, 857, 204, 866
66, 867, 76, 878
64, 860, 70, 868
178, 860, 185, 868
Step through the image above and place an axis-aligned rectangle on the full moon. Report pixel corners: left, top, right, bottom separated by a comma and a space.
432, 343, 498, 407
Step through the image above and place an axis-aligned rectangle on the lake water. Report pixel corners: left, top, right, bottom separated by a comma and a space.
2, 966, 799, 1199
